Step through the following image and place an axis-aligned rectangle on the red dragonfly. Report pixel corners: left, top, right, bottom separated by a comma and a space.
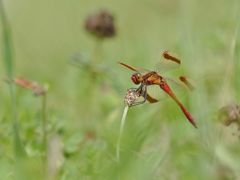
119, 51, 197, 128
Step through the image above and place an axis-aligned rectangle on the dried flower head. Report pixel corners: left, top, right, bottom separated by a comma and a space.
14, 77, 46, 96
219, 104, 240, 127
85, 10, 116, 38
124, 88, 140, 107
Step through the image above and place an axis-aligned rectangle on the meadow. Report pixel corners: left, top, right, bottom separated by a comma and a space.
0, 0, 240, 179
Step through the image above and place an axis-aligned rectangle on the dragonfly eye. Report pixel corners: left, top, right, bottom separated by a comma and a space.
131, 73, 141, 84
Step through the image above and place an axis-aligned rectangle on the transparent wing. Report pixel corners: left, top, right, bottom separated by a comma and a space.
154, 51, 181, 73
146, 85, 166, 102
179, 76, 195, 91
119, 51, 181, 74
118, 61, 151, 73
146, 93, 158, 103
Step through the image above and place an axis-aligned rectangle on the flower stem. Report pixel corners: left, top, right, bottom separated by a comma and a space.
0, 0, 24, 157
42, 93, 47, 157
116, 106, 129, 162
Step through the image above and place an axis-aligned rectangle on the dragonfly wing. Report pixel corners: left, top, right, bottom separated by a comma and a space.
145, 84, 167, 104
146, 93, 158, 103
164, 76, 192, 92
159, 81, 197, 128
179, 76, 195, 91
162, 51, 181, 64
118, 62, 139, 72
155, 59, 181, 73
118, 61, 151, 73
143, 81, 190, 105
154, 51, 181, 73
155, 76, 195, 106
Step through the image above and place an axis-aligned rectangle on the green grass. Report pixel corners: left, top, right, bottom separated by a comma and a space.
0, 0, 24, 157
0, 0, 240, 179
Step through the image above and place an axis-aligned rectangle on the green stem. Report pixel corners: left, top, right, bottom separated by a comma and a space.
85, 39, 103, 129
41, 93, 48, 178
116, 106, 129, 162
0, 1, 13, 76
90, 38, 103, 67
42, 94, 47, 156
0, 0, 24, 157
10, 84, 24, 156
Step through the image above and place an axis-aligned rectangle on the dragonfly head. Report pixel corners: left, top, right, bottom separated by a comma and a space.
131, 73, 143, 85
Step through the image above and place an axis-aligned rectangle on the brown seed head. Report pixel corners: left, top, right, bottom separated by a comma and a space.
85, 10, 116, 38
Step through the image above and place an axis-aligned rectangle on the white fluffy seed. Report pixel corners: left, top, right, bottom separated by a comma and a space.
124, 88, 140, 107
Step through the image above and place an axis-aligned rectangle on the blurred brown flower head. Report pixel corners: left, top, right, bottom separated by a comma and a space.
85, 10, 116, 39
219, 104, 240, 127
14, 77, 46, 96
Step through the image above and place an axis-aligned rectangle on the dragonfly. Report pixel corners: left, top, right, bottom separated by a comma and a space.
119, 51, 197, 128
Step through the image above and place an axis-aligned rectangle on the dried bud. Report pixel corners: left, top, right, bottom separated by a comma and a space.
85, 10, 116, 38
220, 104, 240, 126
124, 88, 140, 107
14, 77, 46, 96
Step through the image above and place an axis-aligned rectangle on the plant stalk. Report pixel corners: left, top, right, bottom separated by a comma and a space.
42, 93, 47, 153
0, 0, 24, 157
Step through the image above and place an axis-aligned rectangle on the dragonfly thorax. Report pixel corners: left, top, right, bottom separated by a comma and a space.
131, 72, 143, 85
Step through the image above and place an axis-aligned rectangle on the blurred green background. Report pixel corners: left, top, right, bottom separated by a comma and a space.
1, 0, 240, 179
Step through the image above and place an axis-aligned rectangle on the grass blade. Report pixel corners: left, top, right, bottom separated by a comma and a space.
0, 0, 24, 157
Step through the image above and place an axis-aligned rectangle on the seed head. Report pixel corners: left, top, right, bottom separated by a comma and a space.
85, 10, 116, 39
124, 88, 140, 107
